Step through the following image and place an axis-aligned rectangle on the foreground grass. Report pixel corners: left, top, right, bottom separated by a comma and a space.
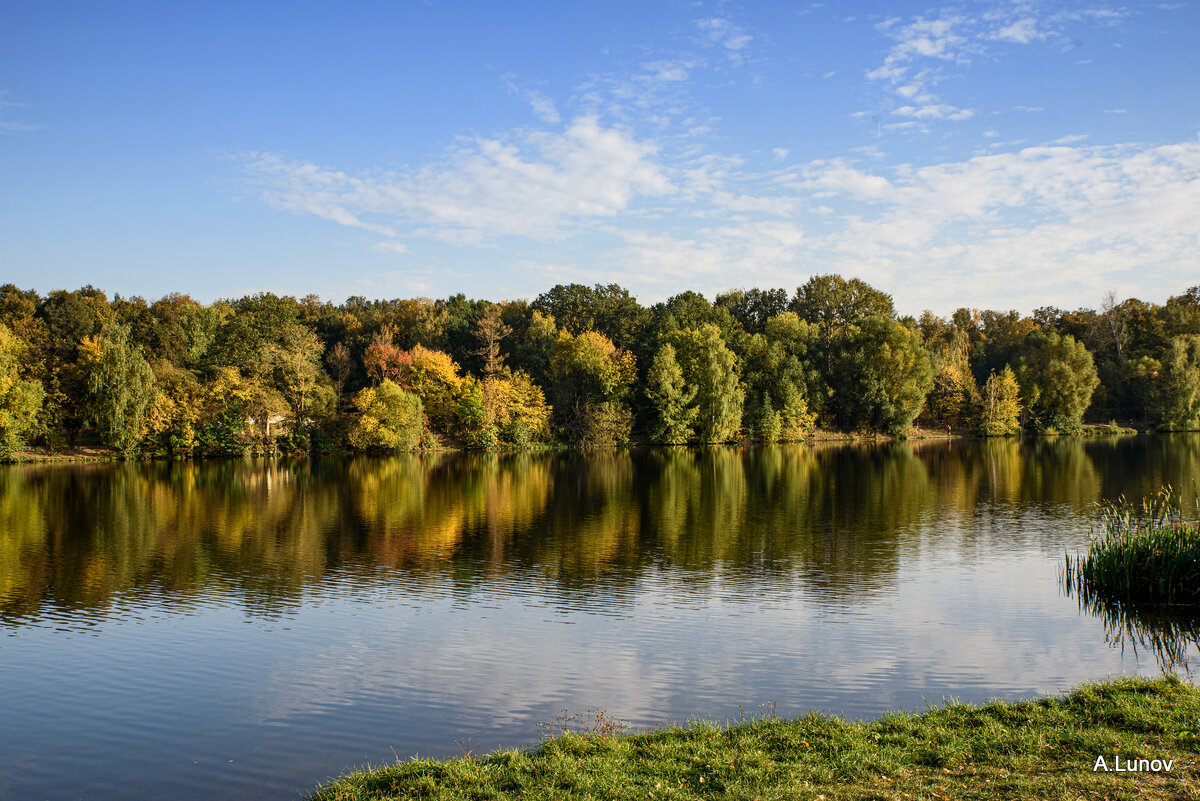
314, 676, 1200, 801
1066, 488, 1200, 605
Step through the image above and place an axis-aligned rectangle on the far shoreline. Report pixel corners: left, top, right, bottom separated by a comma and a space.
3, 422, 1150, 465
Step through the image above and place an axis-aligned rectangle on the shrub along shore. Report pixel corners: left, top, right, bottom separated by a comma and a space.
1066, 488, 1200, 606
2, 278, 1198, 462
312, 676, 1199, 801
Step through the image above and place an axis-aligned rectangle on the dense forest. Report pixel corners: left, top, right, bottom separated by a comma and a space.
1, 276, 1198, 459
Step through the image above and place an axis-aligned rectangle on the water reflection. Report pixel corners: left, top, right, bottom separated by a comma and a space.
1076, 597, 1200, 673
4, 436, 1200, 801
3, 437, 1199, 626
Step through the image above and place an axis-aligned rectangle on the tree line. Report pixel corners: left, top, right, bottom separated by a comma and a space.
1, 277, 1198, 459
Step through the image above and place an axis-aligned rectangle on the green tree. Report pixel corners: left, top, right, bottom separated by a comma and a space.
0, 323, 44, 459
348, 379, 425, 451
977, 366, 1022, 436
790, 275, 894, 375
831, 317, 933, 436
1015, 331, 1100, 433
1155, 335, 1200, 431
1164, 286, 1200, 338
668, 324, 744, 442
739, 329, 815, 442
78, 323, 156, 455
146, 293, 221, 370
532, 283, 646, 349
645, 343, 698, 444
714, 287, 789, 334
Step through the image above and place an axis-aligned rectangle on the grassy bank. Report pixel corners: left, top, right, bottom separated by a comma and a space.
1066, 489, 1200, 605
313, 676, 1200, 801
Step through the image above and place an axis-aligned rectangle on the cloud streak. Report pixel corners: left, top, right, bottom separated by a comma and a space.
246, 117, 673, 246
863, 3, 1128, 132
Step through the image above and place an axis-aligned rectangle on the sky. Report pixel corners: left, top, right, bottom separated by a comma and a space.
1, 0, 1198, 316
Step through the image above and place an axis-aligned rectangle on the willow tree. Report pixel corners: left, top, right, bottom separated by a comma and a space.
78, 323, 156, 455
668, 324, 744, 443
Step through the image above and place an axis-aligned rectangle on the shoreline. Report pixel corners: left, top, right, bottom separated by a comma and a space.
312, 676, 1200, 800
5, 424, 1147, 465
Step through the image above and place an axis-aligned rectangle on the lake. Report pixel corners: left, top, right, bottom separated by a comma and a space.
2, 436, 1199, 800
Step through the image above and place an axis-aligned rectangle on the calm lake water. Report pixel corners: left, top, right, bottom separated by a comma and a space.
2, 436, 1199, 800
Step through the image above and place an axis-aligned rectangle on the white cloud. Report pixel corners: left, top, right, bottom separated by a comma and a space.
797, 159, 894, 200
642, 60, 692, 83
0, 91, 42, 134
864, 6, 1128, 132
1103, 108, 1129, 114
695, 17, 753, 59
527, 90, 561, 124
893, 103, 974, 121
373, 241, 409, 254
785, 137, 1200, 312
772, 147, 789, 161
992, 18, 1044, 44
245, 116, 673, 244
0, 120, 42, 133
823, 71, 837, 79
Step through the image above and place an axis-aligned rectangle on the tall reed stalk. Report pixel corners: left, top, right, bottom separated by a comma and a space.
1064, 487, 1200, 605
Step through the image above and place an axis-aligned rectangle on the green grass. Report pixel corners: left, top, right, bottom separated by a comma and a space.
312, 676, 1200, 801
1079, 422, 1140, 436
1065, 488, 1200, 605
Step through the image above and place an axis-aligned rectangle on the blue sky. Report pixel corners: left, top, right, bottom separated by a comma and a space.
2, 1, 1197, 315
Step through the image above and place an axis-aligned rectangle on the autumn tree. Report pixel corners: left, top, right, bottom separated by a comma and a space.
480, 371, 552, 446
549, 330, 636, 446
263, 321, 336, 423
349, 379, 425, 451
0, 323, 44, 458
473, 303, 512, 377
363, 326, 413, 385
977, 366, 1022, 436
325, 341, 354, 405
923, 363, 974, 429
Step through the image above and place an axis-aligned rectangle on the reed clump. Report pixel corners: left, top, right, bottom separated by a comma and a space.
1065, 487, 1200, 605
